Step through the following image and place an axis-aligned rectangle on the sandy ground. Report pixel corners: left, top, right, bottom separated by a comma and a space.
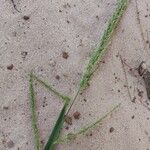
0, 0, 150, 150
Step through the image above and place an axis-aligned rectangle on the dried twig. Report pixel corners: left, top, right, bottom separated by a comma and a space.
10, 0, 20, 12
134, 0, 150, 56
119, 55, 132, 101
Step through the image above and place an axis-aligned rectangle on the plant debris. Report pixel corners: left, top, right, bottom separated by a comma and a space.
62, 52, 69, 59
65, 115, 72, 125
3, 106, 9, 110
10, 0, 20, 12
132, 96, 136, 103
7, 64, 14, 70
21, 51, 28, 59
138, 61, 150, 99
73, 111, 81, 120
7, 140, 14, 148
137, 89, 144, 98
143, 72, 150, 99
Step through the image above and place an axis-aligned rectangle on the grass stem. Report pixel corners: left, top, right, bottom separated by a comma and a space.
29, 72, 42, 150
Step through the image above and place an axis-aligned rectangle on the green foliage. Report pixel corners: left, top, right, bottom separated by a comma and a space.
55, 103, 121, 144
79, 0, 129, 91
28, 0, 129, 149
29, 72, 42, 150
32, 74, 71, 104
44, 102, 68, 150
29, 74, 71, 150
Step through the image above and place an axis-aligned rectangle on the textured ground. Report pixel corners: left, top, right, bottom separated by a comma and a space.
0, 0, 150, 150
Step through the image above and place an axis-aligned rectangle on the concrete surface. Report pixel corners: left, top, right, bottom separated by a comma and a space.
0, 0, 150, 150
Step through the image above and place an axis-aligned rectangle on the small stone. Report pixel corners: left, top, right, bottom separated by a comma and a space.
66, 20, 70, 24
49, 59, 56, 67
2, 139, 6, 144
23, 16, 30, 20
109, 127, 114, 133
96, 15, 99, 19
137, 89, 144, 98
40, 140, 44, 144
7, 64, 14, 70
3, 106, 9, 110
132, 96, 136, 103
7, 140, 14, 148
65, 126, 69, 130
65, 115, 72, 125
55, 75, 60, 80
21, 51, 28, 58
73, 111, 81, 120
62, 52, 69, 59
131, 115, 135, 119
83, 99, 87, 102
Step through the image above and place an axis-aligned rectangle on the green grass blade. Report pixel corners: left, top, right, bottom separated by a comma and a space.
44, 102, 68, 150
29, 72, 42, 150
79, 0, 129, 91
55, 103, 121, 144
77, 103, 121, 135
32, 74, 71, 104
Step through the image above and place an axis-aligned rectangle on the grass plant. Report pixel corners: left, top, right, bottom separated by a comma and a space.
28, 0, 129, 149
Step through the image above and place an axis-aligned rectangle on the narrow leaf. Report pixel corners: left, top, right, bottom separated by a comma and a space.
55, 103, 121, 144
29, 72, 42, 150
44, 102, 68, 150
77, 103, 121, 135
32, 74, 71, 104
